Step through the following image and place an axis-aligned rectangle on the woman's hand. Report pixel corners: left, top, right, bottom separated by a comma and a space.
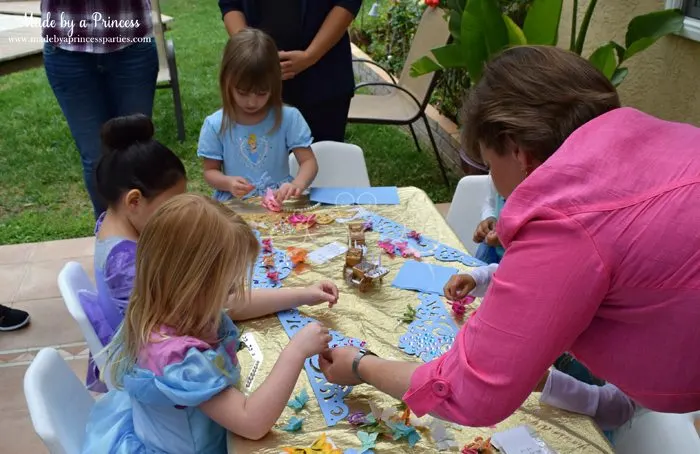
473, 217, 496, 243
279, 50, 314, 80
276, 182, 302, 202
444, 274, 476, 301
230, 177, 254, 198
289, 322, 332, 358
318, 347, 363, 385
304, 280, 339, 308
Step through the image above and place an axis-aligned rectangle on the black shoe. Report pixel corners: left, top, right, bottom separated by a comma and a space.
0, 305, 30, 331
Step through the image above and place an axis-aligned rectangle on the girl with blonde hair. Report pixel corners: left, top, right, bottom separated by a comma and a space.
82, 194, 332, 452
198, 28, 318, 203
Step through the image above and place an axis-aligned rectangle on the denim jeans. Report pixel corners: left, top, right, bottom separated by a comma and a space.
43, 41, 159, 217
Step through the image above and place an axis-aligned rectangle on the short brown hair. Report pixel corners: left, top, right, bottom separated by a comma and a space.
219, 28, 283, 133
461, 45, 621, 164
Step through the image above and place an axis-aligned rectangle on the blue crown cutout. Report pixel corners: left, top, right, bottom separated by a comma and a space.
399, 293, 458, 363
358, 212, 485, 266
276, 309, 364, 426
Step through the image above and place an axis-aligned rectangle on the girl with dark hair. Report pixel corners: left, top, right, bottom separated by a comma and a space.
81, 114, 187, 392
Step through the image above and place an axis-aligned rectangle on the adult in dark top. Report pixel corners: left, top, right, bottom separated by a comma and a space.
218, 0, 361, 142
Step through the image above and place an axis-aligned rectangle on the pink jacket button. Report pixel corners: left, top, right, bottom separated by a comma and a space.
432, 380, 451, 398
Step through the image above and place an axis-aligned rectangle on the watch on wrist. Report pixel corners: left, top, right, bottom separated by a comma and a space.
352, 348, 377, 383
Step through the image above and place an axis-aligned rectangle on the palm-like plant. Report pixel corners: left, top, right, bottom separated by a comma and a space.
410, 0, 684, 87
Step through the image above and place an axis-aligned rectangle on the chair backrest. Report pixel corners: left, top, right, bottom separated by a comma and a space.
446, 175, 491, 255
289, 141, 371, 188
613, 410, 700, 454
24, 348, 95, 454
398, 7, 451, 109
57, 262, 105, 371
150, 0, 169, 71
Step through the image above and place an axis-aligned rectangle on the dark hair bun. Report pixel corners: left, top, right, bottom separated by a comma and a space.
101, 114, 155, 150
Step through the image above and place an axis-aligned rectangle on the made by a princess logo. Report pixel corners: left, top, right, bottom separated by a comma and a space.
24, 12, 142, 37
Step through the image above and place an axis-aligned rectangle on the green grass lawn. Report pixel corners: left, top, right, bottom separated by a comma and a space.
0, 0, 459, 246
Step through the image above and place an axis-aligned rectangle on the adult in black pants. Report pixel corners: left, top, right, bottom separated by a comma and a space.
218, 0, 361, 142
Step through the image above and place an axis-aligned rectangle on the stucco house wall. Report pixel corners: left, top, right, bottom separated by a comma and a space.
560, 0, 700, 125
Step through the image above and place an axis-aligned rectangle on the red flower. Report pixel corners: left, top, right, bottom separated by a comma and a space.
424, 0, 440, 7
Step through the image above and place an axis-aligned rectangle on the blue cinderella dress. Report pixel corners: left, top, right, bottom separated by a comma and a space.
82, 315, 241, 453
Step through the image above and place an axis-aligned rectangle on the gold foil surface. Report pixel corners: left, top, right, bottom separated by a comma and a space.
227, 187, 613, 453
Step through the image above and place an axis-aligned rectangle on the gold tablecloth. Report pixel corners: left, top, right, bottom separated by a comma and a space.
227, 187, 613, 454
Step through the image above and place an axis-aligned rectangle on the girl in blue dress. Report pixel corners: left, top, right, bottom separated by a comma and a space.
198, 28, 318, 203
82, 194, 333, 453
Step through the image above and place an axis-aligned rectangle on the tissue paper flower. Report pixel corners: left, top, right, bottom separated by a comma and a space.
451, 296, 475, 317
407, 230, 422, 241
261, 238, 273, 253
262, 188, 281, 212
377, 239, 396, 257
348, 412, 367, 426
288, 213, 316, 228
267, 270, 280, 282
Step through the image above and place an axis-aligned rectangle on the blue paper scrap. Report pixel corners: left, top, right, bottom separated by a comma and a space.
309, 187, 400, 205
391, 261, 458, 295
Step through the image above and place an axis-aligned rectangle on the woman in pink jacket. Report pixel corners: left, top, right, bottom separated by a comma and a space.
319, 45, 700, 426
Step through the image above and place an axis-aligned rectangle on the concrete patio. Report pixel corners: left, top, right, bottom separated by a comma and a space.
0, 236, 94, 453
0, 203, 451, 452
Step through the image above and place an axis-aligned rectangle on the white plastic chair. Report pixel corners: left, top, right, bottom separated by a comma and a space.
57, 262, 105, 374
24, 348, 96, 454
289, 141, 371, 188
613, 409, 700, 453
446, 175, 491, 255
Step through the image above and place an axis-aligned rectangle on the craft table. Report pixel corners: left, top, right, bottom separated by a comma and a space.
227, 187, 613, 453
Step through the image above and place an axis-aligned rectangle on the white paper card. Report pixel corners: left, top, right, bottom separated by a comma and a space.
491, 426, 546, 454
308, 242, 348, 265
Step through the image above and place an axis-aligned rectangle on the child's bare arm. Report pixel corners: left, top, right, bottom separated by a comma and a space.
200, 347, 305, 440
199, 323, 330, 440
291, 147, 318, 190
227, 281, 338, 321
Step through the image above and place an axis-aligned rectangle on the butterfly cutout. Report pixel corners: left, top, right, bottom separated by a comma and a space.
282, 416, 304, 433
282, 433, 342, 453
428, 420, 459, 451
357, 431, 379, 452
287, 388, 309, 412
369, 401, 396, 422
386, 421, 421, 447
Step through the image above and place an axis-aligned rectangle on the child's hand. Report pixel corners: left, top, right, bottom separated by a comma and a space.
473, 217, 496, 243
276, 182, 302, 202
230, 177, 255, 198
444, 274, 476, 301
304, 281, 339, 308
485, 230, 501, 247
290, 322, 332, 358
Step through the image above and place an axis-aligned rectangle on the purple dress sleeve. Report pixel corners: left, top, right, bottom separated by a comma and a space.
102, 240, 138, 316
82, 239, 137, 393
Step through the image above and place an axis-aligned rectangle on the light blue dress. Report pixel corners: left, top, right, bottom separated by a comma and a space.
197, 106, 313, 202
81, 315, 241, 454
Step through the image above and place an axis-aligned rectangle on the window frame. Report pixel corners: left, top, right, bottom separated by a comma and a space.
666, 0, 700, 42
